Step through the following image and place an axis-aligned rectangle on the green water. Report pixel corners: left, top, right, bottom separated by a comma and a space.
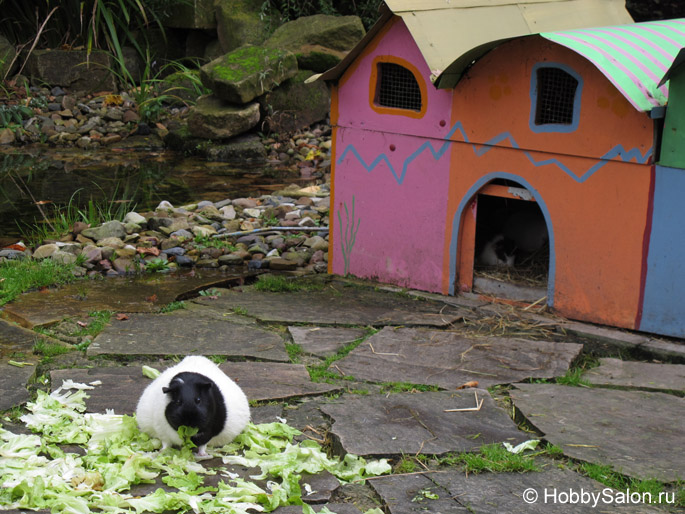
0, 146, 308, 242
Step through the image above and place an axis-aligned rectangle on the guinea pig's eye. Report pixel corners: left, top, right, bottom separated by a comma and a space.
194, 397, 201, 404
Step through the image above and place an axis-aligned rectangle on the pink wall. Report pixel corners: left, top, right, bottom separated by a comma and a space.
331, 18, 454, 291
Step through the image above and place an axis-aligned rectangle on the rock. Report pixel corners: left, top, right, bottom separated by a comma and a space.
220, 205, 237, 219
200, 46, 298, 104
187, 95, 260, 139
218, 253, 246, 265
203, 133, 267, 164
268, 257, 298, 270
51, 250, 77, 265
0, 35, 17, 79
264, 14, 365, 71
0, 128, 15, 145
97, 237, 126, 249
81, 221, 126, 242
33, 244, 59, 259
24, 49, 116, 91
259, 70, 330, 133
192, 225, 217, 238
112, 257, 135, 274
123, 211, 147, 227
175, 255, 195, 266
215, 0, 273, 53
147, 217, 173, 232
232, 197, 258, 209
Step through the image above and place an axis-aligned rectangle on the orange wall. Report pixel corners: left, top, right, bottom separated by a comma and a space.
444, 37, 654, 329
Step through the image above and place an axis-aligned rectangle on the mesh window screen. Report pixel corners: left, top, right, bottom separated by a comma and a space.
377, 62, 422, 111
535, 67, 578, 125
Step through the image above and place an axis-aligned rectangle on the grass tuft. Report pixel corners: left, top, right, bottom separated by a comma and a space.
0, 259, 77, 306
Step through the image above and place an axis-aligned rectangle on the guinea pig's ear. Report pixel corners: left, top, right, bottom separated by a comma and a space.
162, 376, 184, 395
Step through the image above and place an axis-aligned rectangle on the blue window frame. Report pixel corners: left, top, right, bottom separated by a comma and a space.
530, 63, 582, 133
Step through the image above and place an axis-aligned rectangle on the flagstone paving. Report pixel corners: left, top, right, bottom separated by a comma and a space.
370, 467, 666, 513
511, 383, 685, 482
2, 274, 684, 513
192, 282, 469, 326
332, 327, 583, 388
582, 358, 685, 391
288, 326, 368, 358
51, 361, 342, 414
87, 308, 289, 361
321, 390, 527, 457
2, 270, 249, 328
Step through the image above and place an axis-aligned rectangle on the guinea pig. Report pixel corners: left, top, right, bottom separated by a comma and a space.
136, 355, 250, 457
478, 233, 516, 267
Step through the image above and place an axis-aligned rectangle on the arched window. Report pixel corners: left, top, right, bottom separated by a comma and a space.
370, 57, 427, 118
530, 63, 582, 133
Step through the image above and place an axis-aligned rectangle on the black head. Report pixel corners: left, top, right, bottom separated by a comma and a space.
163, 371, 226, 447
494, 236, 517, 265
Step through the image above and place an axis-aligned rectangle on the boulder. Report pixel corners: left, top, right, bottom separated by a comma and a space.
214, 0, 274, 53
81, 221, 126, 242
200, 45, 298, 104
0, 35, 17, 80
203, 134, 267, 163
259, 70, 330, 133
24, 50, 116, 92
264, 14, 365, 72
159, 69, 204, 105
163, 0, 216, 29
187, 94, 260, 139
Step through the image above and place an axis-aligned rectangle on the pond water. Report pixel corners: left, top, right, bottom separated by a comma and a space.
0, 144, 312, 242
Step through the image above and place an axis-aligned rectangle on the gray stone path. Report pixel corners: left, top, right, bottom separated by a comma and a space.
2, 270, 248, 328
2, 275, 684, 513
321, 390, 527, 457
511, 383, 685, 482
193, 284, 468, 326
583, 358, 685, 391
51, 361, 341, 414
288, 326, 368, 357
333, 327, 583, 388
371, 467, 665, 513
88, 308, 289, 360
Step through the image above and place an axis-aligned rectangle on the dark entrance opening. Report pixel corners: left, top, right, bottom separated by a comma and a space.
474, 185, 549, 294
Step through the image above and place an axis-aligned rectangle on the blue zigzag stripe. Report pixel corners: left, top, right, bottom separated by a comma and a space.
337, 121, 653, 185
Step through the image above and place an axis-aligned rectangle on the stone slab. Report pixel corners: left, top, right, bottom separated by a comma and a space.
274, 505, 361, 514
194, 283, 467, 327
219, 361, 342, 402
88, 310, 288, 361
333, 327, 583, 388
321, 390, 527, 457
511, 383, 685, 482
288, 326, 367, 358
372, 467, 664, 514
0, 319, 41, 356
0, 359, 37, 410
583, 358, 685, 391
51, 361, 340, 414
562, 321, 685, 362
2, 270, 250, 329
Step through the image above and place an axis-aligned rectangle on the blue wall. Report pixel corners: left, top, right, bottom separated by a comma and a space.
640, 165, 685, 337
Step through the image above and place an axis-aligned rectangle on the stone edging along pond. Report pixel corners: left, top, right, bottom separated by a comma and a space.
0, 184, 330, 278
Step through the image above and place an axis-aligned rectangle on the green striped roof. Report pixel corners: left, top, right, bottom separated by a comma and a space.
541, 19, 685, 112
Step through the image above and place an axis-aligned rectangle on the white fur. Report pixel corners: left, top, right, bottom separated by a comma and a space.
478, 234, 515, 267
136, 356, 250, 450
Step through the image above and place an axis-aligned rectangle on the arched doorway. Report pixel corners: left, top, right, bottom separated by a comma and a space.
448, 173, 555, 305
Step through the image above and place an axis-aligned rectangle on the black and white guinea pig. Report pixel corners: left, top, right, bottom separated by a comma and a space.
136, 355, 250, 457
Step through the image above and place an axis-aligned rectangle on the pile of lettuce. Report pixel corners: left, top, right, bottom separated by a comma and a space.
0, 378, 390, 514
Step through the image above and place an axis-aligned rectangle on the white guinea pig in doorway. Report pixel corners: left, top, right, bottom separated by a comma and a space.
136, 356, 250, 456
